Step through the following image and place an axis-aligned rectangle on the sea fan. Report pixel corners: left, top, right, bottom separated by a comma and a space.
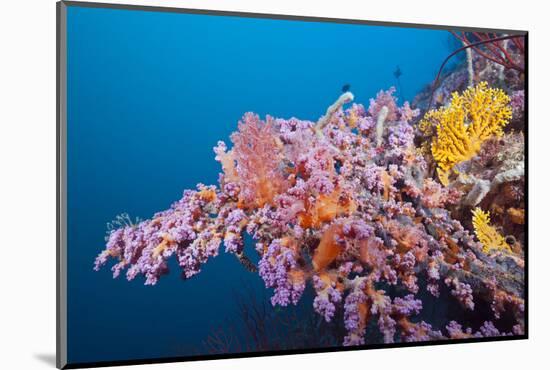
421, 82, 512, 185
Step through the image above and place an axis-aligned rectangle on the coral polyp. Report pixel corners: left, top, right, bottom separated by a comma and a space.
95, 80, 524, 346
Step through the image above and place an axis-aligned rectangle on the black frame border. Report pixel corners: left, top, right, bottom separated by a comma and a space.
56, 1, 529, 369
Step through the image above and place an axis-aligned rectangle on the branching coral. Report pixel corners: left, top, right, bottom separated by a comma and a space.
95, 83, 524, 347
421, 82, 512, 185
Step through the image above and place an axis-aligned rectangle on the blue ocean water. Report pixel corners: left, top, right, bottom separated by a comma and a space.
66, 5, 455, 364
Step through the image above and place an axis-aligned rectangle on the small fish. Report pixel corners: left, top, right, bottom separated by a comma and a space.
341, 84, 351, 93
393, 66, 402, 79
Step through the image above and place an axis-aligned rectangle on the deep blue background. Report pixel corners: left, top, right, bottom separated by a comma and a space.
66, 5, 454, 363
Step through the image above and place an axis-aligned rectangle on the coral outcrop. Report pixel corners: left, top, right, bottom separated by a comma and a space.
95, 76, 525, 346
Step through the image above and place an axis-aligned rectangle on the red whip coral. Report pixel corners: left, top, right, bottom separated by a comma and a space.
451, 31, 525, 73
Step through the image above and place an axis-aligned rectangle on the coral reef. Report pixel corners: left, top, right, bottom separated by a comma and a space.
95, 73, 525, 347
94, 29, 526, 348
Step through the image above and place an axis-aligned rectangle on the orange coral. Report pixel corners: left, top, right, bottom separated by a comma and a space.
298, 187, 356, 229
197, 188, 217, 202
152, 234, 175, 258
357, 300, 371, 331
381, 170, 392, 201
318, 270, 345, 292
313, 224, 344, 271
384, 219, 427, 261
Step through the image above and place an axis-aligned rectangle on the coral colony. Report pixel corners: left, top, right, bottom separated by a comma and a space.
95, 34, 525, 347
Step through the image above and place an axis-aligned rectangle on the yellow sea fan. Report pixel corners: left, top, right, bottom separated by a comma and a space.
471, 207, 511, 253
421, 82, 512, 185
418, 112, 438, 137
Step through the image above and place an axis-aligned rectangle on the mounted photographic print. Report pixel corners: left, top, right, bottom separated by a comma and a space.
56, 1, 528, 368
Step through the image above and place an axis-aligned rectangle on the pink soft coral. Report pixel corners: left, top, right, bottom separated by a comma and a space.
230, 113, 288, 208
368, 87, 399, 122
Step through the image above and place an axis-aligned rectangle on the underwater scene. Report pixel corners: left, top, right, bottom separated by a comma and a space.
67, 5, 526, 365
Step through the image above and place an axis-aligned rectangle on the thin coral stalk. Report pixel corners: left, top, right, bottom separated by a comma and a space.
451, 31, 524, 72
426, 33, 524, 112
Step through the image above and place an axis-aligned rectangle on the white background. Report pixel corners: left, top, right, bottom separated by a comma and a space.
0, 0, 547, 369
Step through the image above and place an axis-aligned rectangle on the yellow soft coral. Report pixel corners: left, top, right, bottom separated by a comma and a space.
421, 82, 512, 185
471, 207, 511, 253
